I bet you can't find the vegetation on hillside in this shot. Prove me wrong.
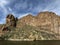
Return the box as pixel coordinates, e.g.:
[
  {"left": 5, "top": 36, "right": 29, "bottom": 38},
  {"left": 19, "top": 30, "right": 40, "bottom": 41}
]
[{"left": 0, "top": 24, "right": 58, "bottom": 40}]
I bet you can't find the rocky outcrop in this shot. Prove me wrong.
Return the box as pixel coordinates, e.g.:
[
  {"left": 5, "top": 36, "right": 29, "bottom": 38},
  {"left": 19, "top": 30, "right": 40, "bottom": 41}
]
[
  {"left": 1, "top": 14, "right": 18, "bottom": 32},
  {"left": 1, "top": 25, "right": 11, "bottom": 31},
  {"left": 6, "top": 14, "right": 18, "bottom": 27}
]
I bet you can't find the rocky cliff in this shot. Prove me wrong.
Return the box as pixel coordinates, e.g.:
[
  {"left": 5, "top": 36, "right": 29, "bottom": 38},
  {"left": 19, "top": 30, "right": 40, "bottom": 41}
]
[
  {"left": 0, "top": 11, "right": 60, "bottom": 40},
  {"left": 17, "top": 11, "right": 60, "bottom": 34}
]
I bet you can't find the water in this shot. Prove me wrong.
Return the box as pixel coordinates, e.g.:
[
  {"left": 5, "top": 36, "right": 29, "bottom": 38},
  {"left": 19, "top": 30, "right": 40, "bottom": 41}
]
[{"left": 0, "top": 40, "right": 60, "bottom": 45}]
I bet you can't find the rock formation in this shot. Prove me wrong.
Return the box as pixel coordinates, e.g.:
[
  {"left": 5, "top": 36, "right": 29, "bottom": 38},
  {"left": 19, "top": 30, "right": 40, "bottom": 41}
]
[
  {"left": 1, "top": 14, "right": 18, "bottom": 32},
  {"left": 6, "top": 14, "right": 18, "bottom": 27},
  {"left": 0, "top": 11, "right": 60, "bottom": 40}
]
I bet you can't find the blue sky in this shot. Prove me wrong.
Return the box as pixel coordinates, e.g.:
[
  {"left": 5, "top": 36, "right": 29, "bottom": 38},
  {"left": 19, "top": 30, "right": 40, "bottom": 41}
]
[{"left": 0, "top": 0, "right": 60, "bottom": 24}]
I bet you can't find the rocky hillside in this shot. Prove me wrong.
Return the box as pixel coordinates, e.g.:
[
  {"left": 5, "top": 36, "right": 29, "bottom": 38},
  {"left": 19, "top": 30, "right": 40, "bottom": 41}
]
[
  {"left": 17, "top": 11, "right": 60, "bottom": 34},
  {"left": 0, "top": 11, "right": 60, "bottom": 40}
]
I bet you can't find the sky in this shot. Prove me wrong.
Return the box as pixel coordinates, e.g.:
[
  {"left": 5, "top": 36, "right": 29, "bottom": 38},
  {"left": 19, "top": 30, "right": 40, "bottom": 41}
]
[{"left": 0, "top": 0, "right": 60, "bottom": 24}]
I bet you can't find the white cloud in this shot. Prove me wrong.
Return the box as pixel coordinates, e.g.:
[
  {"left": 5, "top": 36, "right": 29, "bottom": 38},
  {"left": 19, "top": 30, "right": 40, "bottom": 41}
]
[
  {"left": 42, "top": 0, "right": 60, "bottom": 15},
  {"left": 0, "top": 0, "right": 11, "bottom": 24},
  {"left": 0, "top": 0, "right": 8, "bottom": 5},
  {"left": 8, "top": 7, "right": 12, "bottom": 12},
  {"left": 14, "top": 1, "right": 28, "bottom": 10},
  {"left": 18, "top": 13, "right": 31, "bottom": 19},
  {"left": 0, "top": 18, "right": 6, "bottom": 24},
  {"left": 32, "top": 6, "right": 42, "bottom": 13},
  {"left": 0, "top": 0, "right": 9, "bottom": 15}
]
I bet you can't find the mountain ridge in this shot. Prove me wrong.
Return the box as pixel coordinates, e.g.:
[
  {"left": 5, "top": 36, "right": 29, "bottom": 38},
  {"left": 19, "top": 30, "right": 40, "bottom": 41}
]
[{"left": 0, "top": 11, "right": 60, "bottom": 40}]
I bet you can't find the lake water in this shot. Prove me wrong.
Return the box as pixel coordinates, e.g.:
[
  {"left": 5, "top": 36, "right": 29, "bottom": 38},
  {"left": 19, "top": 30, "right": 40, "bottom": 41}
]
[{"left": 0, "top": 40, "right": 60, "bottom": 45}]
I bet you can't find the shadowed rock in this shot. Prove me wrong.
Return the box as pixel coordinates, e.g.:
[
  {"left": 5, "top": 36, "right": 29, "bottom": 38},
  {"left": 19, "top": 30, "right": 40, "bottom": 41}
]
[{"left": 6, "top": 14, "right": 18, "bottom": 27}]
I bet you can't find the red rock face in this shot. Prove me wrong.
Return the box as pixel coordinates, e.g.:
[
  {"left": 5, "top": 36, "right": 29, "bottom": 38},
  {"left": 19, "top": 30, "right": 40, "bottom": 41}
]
[{"left": 17, "top": 11, "right": 60, "bottom": 34}]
